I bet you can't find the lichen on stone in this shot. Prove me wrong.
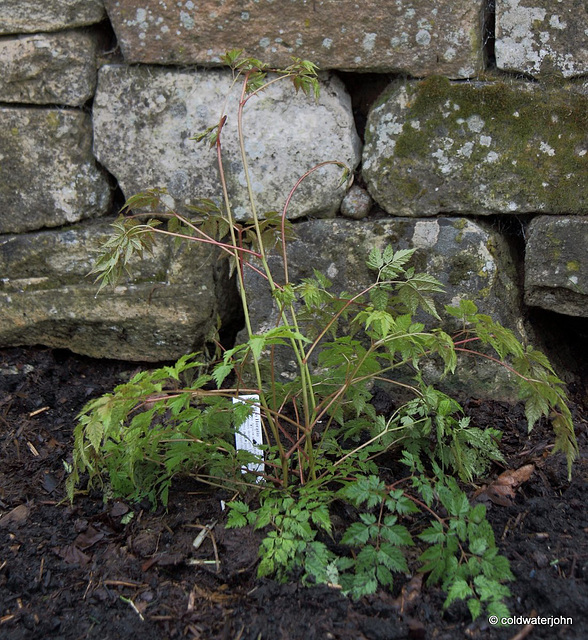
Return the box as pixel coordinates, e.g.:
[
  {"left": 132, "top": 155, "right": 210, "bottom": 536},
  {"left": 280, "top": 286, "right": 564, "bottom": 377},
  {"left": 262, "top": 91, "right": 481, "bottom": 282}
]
[{"left": 364, "top": 76, "right": 588, "bottom": 216}]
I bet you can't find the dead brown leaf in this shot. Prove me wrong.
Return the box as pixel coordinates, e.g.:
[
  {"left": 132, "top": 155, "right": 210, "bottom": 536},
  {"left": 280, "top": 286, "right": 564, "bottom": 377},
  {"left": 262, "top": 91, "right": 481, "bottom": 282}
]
[
  {"left": 74, "top": 525, "right": 105, "bottom": 550},
  {"left": 55, "top": 544, "right": 91, "bottom": 565},
  {"left": 474, "top": 464, "right": 535, "bottom": 506},
  {"left": 110, "top": 502, "right": 129, "bottom": 518}
]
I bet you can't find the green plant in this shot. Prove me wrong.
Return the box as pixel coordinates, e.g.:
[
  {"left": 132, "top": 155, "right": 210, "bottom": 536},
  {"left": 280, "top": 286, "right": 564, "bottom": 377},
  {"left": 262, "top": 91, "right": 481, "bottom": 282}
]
[
  {"left": 225, "top": 458, "right": 513, "bottom": 621},
  {"left": 68, "top": 50, "right": 577, "bottom": 621},
  {"left": 405, "top": 453, "right": 514, "bottom": 621}
]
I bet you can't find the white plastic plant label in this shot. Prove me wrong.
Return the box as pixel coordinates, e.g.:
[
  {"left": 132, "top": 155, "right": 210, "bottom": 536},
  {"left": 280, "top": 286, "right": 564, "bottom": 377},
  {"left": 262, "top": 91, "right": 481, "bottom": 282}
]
[{"left": 233, "top": 394, "right": 264, "bottom": 479}]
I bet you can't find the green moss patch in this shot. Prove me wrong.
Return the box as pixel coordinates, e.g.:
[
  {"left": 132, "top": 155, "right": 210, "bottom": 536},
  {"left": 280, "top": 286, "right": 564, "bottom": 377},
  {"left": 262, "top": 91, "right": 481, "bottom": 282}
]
[{"left": 375, "top": 77, "right": 587, "bottom": 214}]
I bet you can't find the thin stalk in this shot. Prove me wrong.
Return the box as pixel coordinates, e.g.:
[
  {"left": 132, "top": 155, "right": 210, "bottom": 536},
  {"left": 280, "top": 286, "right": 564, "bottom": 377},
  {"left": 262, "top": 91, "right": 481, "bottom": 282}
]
[
  {"left": 141, "top": 225, "right": 262, "bottom": 258},
  {"left": 303, "top": 279, "right": 402, "bottom": 364},
  {"left": 279, "top": 160, "right": 348, "bottom": 284},
  {"left": 454, "top": 345, "right": 543, "bottom": 385},
  {"left": 215, "top": 105, "right": 289, "bottom": 484},
  {"left": 236, "top": 72, "right": 321, "bottom": 481},
  {"left": 275, "top": 159, "right": 350, "bottom": 478}
]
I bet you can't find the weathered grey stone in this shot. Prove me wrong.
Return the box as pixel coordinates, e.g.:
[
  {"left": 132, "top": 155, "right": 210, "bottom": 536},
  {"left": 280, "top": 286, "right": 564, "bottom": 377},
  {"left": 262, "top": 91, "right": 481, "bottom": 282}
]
[
  {"left": 496, "top": 0, "right": 588, "bottom": 78},
  {"left": 0, "top": 0, "right": 105, "bottom": 35},
  {"left": 525, "top": 216, "right": 588, "bottom": 318},
  {"left": 104, "top": 0, "right": 485, "bottom": 77},
  {"left": 240, "top": 217, "right": 524, "bottom": 401},
  {"left": 0, "top": 219, "right": 233, "bottom": 361},
  {"left": 363, "top": 77, "right": 588, "bottom": 217},
  {"left": 340, "top": 185, "right": 372, "bottom": 220},
  {"left": 0, "top": 108, "right": 111, "bottom": 233},
  {"left": 0, "top": 31, "right": 98, "bottom": 106},
  {"left": 93, "top": 65, "right": 360, "bottom": 221}
]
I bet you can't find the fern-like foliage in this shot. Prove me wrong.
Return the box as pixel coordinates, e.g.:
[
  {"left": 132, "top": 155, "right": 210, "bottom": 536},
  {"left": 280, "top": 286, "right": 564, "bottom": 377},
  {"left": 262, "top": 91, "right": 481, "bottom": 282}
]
[
  {"left": 66, "top": 354, "right": 258, "bottom": 506},
  {"left": 408, "top": 456, "right": 514, "bottom": 621},
  {"left": 446, "top": 300, "right": 578, "bottom": 477}
]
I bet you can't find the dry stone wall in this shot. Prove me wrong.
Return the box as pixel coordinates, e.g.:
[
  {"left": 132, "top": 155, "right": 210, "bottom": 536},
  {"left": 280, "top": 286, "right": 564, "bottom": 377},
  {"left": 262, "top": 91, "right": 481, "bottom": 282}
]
[
  {"left": 0, "top": 220, "right": 228, "bottom": 360},
  {"left": 240, "top": 217, "right": 524, "bottom": 399},
  {"left": 0, "top": 0, "right": 586, "bottom": 395}
]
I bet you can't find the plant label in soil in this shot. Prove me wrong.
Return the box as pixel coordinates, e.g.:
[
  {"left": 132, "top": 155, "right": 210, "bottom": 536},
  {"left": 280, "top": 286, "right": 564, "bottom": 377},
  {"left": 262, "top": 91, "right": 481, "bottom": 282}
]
[{"left": 233, "top": 395, "right": 264, "bottom": 480}]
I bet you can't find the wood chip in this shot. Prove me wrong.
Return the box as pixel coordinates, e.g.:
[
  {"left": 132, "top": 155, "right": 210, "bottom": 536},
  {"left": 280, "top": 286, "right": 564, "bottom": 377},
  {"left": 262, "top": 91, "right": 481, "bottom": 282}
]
[
  {"left": 29, "top": 406, "right": 50, "bottom": 417},
  {"left": 0, "top": 504, "right": 30, "bottom": 528}
]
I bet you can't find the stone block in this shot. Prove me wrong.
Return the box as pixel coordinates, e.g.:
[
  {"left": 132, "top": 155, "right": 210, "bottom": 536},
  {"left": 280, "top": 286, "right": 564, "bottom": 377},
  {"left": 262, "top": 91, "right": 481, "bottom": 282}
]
[
  {"left": 104, "top": 0, "right": 485, "bottom": 77},
  {"left": 495, "top": 0, "right": 588, "bottom": 78},
  {"left": 0, "top": 108, "right": 111, "bottom": 233},
  {"left": 241, "top": 217, "right": 524, "bottom": 400},
  {"left": 363, "top": 77, "right": 588, "bottom": 216},
  {"left": 93, "top": 65, "right": 360, "bottom": 221},
  {"left": 0, "top": 219, "right": 232, "bottom": 361},
  {"left": 0, "top": 31, "right": 98, "bottom": 106},
  {"left": 525, "top": 216, "right": 588, "bottom": 318},
  {"left": 0, "top": 0, "right": 105, "bottom": 35}
]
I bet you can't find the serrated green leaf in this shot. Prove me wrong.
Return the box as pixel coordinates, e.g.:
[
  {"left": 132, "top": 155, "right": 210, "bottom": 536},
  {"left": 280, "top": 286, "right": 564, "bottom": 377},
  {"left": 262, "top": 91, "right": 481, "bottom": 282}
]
[
  {"left": 444, "top": 577, "right": 474, "bottom": 608},
  {"left": 310, "top": 505, "right": 332, "bottom": 533},
  {"left": 469, "top": 536, "right": 488, "bottom": 556},
  {"left": 418, "top": 521, "right": 445, "bottom": 544},
  {"left": 339, "top": 475, "right": 385, "bottom": 508},
  {"left": 376, "top": 563, "right": 394, "bottom": 587},
  {"left": 469, "top": 503, "right": 487, "bottom": 524},
  {"left": 341, "top": 522, "right": 370, "bottom": 546},
  {"left": 344, "top": 570, "right": 378, "bottom": 600},
  {"left": 474, "top": 575, "right": 512, "bottom": 602},
  {"left": 85, "top": 416, "right": 105, "bottom": 453},
  {"left": 486, "top": 600, "right": 511, "bottom": 621},
  {"left": 467, "top": 598, "right": 482, "bottom": 620},
  {"left": 367, "top": 246, "right": 383, "bottom": 270},
  {"left": 221, "top": 48, "right": 244, "bottom": 67},
  {"left": 377, "top": 543, "right": 409, "bottom": 573},
  {"left": 248, "top": 335, "right": 266, "bottom": 361},
  {"left": 380, "top": 524, "right": 414, "bottom": 547}
]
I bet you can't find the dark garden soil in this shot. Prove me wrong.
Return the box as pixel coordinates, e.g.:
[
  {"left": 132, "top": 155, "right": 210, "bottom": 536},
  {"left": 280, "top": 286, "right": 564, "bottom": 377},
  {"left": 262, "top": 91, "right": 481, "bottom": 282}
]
[{"left": 1, "top": 346, "right": 587, "bottom": 640}]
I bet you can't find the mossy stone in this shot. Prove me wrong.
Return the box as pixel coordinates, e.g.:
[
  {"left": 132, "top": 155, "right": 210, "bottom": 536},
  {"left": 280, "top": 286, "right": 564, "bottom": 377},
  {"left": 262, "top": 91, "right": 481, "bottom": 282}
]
[{"left": 364, "top": 77, "right": 588, "bottom": 216}]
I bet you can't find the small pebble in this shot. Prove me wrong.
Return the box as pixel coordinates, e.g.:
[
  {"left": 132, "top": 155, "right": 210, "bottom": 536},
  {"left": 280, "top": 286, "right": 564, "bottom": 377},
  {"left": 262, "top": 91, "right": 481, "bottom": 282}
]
[{"left": 340, "top": 185, "right": 372, "bottom": 220}]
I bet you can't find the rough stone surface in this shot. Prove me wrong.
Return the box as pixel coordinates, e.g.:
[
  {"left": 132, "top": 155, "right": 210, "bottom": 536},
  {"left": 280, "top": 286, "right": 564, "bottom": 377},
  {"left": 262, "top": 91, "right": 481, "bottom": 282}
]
[
  {"left": 93, "top": 65, "right": 360, "bottom": 221},
  {"left": 525, "top": 216, "right": 588, "bottom": 318},
  {"left": 0, "top": 31, "right": 98, "bottom": 106},
  {"left": 363, "top": 77, "right": 588, "bottom": 217},
  {"left": 241, "top": 217, "right": 524, "bottom": 400},
  {"left": 0, "top": 219, "right": 231, "bottom": 361},
  {"left": 496, "top": 0, "right": 588, "bottom": 78},
  {"left": 0, "top": 108, "right": 111, "bottom": 233},
  {"left": 340, "top": 185, "right": 372, "bottom": 220},
  {"left": 104, "top": 0, "right": 485, "bottom": 77},
  {"left": 0, "top": 0, "right": 105, "bottom": 35}
]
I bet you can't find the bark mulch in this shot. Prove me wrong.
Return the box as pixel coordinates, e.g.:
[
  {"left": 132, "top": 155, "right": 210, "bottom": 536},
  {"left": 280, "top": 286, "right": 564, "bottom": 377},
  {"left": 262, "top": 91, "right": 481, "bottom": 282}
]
[{"left": 1, "top": 347, "right": 587, "bottom": 640}]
